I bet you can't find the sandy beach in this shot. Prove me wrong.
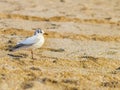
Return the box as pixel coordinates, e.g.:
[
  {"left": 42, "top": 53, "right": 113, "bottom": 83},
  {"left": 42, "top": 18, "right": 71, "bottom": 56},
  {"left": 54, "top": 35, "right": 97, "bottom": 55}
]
[{"left": 0, "top": 0, "right": 120, "bottom": 90}]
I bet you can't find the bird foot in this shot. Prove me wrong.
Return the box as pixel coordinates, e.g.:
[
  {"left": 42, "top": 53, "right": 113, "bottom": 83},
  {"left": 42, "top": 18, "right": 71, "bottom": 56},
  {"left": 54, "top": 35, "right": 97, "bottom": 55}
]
[{"left": 31, "top": 57, "right": 37, "bottom": 60}]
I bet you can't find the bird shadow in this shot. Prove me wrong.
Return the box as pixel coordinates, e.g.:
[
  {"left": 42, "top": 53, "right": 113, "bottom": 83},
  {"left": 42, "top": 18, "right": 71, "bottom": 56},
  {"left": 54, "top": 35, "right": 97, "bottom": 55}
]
[{"left": 8, "top": 53, "right": 28, "bottom": 59}]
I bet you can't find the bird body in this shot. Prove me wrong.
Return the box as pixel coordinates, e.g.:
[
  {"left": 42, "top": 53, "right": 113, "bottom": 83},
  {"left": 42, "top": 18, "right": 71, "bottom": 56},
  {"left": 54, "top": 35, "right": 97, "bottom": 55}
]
[
  {"left": 31, "top": 34, "right": 44, "bottom": 49},
  {"left": 11, "top": 29, "right": 45, "bottom": 59}
]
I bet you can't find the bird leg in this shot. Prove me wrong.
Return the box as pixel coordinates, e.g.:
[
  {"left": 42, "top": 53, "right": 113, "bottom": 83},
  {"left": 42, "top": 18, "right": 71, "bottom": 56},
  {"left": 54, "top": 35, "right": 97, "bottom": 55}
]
[
  {"left": 31, "top": 50, "right": 34, "bottom": 59},
  {"left": 31, "top": 50, "right": 37, "bottom": 60}
]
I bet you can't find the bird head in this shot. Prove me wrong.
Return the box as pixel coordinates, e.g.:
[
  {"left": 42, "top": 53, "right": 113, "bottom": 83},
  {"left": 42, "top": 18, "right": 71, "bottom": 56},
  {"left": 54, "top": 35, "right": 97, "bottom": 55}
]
[{"left": 34, "top": 29, "right": 44, "bottom": 35}]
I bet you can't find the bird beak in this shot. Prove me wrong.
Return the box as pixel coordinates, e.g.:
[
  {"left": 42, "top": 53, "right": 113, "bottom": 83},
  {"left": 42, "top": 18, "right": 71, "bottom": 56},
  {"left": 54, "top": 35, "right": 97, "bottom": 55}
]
[{"left": 44, "top": 33, "right": 48, "bottom": 35}]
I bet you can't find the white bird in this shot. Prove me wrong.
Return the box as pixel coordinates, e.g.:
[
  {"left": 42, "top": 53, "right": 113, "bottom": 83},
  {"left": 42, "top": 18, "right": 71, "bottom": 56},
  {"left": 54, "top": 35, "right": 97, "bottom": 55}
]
[{"left": 11, "top": 29, "right": 45, "bottom": 59}]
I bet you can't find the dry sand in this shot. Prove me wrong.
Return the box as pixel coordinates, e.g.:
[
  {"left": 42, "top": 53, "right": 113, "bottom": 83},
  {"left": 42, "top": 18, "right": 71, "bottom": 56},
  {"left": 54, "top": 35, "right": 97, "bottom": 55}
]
[{"left": 0, "top": 0, "right": 120, "bottom": 90}]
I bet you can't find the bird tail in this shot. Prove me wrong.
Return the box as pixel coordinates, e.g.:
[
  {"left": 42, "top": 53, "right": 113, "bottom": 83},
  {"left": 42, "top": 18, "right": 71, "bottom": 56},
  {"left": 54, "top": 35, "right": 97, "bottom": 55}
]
[
  {"left": 9, "top": 44, "right": 24, "bottom": 52},
  {"left": 9, "top": 47, "right": 18, "bottom": 52}
]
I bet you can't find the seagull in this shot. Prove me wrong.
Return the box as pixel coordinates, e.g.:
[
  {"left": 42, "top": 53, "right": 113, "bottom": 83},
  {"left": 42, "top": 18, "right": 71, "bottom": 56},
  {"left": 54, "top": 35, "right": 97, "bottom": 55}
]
[{"left": 10, "top": 29, "right": 45, "bottom": 59}]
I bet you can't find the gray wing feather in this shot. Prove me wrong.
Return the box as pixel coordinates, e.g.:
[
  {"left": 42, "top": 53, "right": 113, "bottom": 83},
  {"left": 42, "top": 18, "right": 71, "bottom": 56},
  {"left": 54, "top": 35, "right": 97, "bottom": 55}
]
[
  {"left": 11, "top": 35, "right": 39, "bottom": 51},
  {"left": 19, "top": 35, "right": 39, "bottom": 45}
]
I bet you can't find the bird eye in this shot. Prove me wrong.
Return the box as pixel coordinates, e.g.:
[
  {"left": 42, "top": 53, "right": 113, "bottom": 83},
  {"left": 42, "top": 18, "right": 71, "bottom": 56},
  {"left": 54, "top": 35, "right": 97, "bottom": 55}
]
[{"left": 39, "top": 30, "right": 42, "bottom": 33}]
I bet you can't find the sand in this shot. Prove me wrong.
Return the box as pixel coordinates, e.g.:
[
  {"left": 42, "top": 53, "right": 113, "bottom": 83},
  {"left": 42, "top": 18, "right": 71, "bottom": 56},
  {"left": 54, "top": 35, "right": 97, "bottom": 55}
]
[{"left": 0, "top": 0, "right": 120, "bottom": 90}]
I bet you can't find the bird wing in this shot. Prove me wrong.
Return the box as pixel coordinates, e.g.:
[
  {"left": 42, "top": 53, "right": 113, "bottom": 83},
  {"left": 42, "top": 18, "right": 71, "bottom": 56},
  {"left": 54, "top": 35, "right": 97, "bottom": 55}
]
[
  {"left": 18, "top": 35, "right": 39, "bottom": 45},
  {"left": 10, "top": 35, "right": 40, "bottom": 51}
]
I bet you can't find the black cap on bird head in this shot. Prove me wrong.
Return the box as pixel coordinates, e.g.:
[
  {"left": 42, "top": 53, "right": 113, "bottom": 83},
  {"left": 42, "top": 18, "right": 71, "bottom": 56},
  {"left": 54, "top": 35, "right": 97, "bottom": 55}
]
[{"left": 34, "top": 28, "right": 44, "bottom": 35}]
